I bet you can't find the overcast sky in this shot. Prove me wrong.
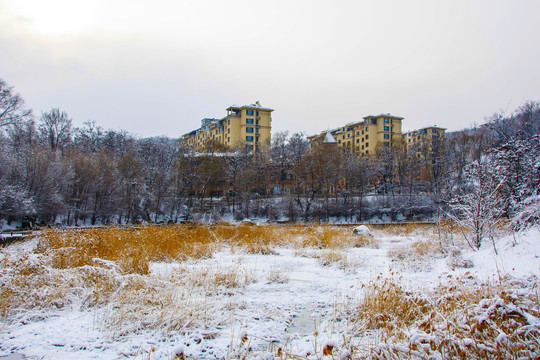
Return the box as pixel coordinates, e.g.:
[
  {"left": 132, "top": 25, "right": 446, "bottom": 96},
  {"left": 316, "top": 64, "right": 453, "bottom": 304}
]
[{"left": 1, "top": 0, "right": 540, "bottom": 138}]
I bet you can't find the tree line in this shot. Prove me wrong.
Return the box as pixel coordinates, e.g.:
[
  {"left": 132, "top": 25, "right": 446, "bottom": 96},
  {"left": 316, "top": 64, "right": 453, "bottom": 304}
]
[{"left": 1, "top": 78, "right": 539, "bottom": 235}]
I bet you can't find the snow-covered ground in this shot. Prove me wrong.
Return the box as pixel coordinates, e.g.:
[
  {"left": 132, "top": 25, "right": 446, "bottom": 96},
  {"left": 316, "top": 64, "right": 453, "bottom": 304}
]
[{"left": 1, "top": 226, "right": 539, "bottom": 359}]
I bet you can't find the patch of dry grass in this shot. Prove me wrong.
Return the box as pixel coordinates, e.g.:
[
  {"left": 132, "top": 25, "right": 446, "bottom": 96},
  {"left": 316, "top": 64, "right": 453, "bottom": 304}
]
[
  {"left": 0, "top": 251, "right": 235, "bottom": 335},
  {"left": 3, "top": 223, "right": 370, "bottom": 324},
  {"left": 36, "top": 225, "right": 219, "bottom": 274},
  {"left": 266, "top": 268, "right": 289, "bottom": 284},
  {"left": 290, "top": 225, "right": 378, "bottom": 251},
  {"left": 346, "top": 275, "right": 540, "bottom": 359},
  {"left": 316, "top": 249, "right": 350, "bottom": 268},
  {"left": 182, "top": 264, "right": 256, "bottom": 291},
  {"left": 373, "top": 222, "right": 436, "bottom": 237},
  {"left": 387, "top": 238, "right": 444, "bottom": 271},
  {"left": 34, "top": 224, "right": 383, "bottom": 273},
  {"left": 351, "top": 233, "right": 379, "bottom": 248}
]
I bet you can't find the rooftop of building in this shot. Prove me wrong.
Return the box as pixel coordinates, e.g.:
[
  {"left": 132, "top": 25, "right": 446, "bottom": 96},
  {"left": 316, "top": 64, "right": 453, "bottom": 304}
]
[
  {"left": 403, "top": 125, "right": 447, "bottom": 134},
  {"left": 227, "top": 101, "right": 274, "bottom": 112},
  {"left": 363, "top": 114, "right": 404, "bottom": 120}
]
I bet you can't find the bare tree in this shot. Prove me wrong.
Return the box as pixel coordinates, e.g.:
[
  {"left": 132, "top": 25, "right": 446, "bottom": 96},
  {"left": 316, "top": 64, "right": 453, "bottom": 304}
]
[
  {"left": 0, "top": 79, "right": 32, "bottom": 128},
  {"left": 39, "top": 108, "right": 73, "bottom": 152},
  {"left": 74, "top": 120, "right": 104, "bottom": 153},
  {"left": 449, "top": 161, "right": 504, "bottom": 251}
]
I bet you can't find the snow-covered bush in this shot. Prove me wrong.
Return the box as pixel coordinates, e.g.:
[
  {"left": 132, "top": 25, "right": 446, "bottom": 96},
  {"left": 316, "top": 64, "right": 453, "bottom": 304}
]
[
  {"left": 511, "top": 194, "right": 540, "bottom": 231},
  {"left": 0, "top": 182, "right": 34, "bottom": 220}
]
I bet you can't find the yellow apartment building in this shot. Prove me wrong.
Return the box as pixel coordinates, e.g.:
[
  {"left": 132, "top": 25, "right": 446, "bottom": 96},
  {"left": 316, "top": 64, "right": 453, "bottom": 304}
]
[
  {"left": 403, "top": 126, "right": 446, "bottom": 156},
  {"left": 179, "top": 102, "right": 273, "bottom": 153},
  {"left": 308, "top": 114, "right": 404, "bottom": 156}
]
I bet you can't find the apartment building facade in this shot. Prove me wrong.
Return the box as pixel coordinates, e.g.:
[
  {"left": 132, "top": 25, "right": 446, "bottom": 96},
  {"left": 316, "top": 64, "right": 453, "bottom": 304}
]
[
  {"left": 179, "top": 102, "right": 273, "bottom": 153},
  {"left": 403, "top": 126, "right": 446, "bottom": 156},
  {"left": 308, "top": 114, "right": 404, "bottom": 156}
]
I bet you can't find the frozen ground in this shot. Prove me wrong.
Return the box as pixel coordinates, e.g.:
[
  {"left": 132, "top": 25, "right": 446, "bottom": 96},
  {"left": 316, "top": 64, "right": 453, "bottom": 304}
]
[{"left": 1, "top": 227, "right": 539, "bottom": 359}]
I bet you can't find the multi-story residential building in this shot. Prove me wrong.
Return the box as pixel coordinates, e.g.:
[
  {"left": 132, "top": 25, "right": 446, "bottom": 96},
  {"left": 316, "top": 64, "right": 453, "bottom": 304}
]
[
  {"left": 179, "top": 102, "right": 273, "bottom": 153},
  {"left": 403, "top": 126, "right": 446, "bottom": 156},
  {"left": 308, "top": 114, "right": 404, "bottom": 156}
]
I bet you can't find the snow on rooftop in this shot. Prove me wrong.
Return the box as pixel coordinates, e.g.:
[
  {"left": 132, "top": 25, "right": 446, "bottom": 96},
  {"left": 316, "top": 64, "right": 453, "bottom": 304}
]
[
  {"left": 228, "top": 101, "right": 274, "bottom": 111},
  {"left": 323, "top": 131, "right": 337, "bottom": 143}
]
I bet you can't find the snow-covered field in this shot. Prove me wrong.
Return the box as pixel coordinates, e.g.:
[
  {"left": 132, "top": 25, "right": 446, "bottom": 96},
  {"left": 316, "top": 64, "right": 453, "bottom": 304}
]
[{"left": 1, "top": 225, "right": 539, "bottom": 359}]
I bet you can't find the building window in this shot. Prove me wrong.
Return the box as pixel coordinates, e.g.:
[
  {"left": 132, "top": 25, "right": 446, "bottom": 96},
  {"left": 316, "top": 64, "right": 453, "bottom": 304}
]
[
  {"left": 228, "top": 120, "right": 230, "bottom": 125},
  {"left": 384, "top": 118, "right": 390, "bottom": 123},
  {"left": 246, "top": 118, "right": 254, "bottom": 124},
  {"left": 365, "top": 134, "right": 369, "bottom": 139},
  {"left": 365, "top": 127, "right": 369, "bottom": 132},
  {"left": 246, "top": 127, "right": 254, "bottom": 133},
  {"left": 228, "top": 137, "right": 230, "bottom": 142},
  {"left": 356, "top": 139, "right": 359, "bottom": 143},
  {"left": 366, "top": 150, "right": 369, "bottom": 154},
  {"left": 362, "top": 145, "right": 364, "bottom": 150},
  {"left": 384, "top": 134, "right": 390, "bottom": 139},
  {"left": 246, "top": 110, "right": 254, "bottom": 115},
  {"left": 357, "top": 131, "right": 360, "bottom": 135},
  {"left": 228, "top": 129, "right": 230, "bottom": 134},
  {"left": 338, "top": 140, "right": 342, "bottom": 144},
  {"left": 348, "top": 134, "right": 350, "bottom": 138},
  {"left": 343, "top": 135, "right": 345, "bottom": 139},
  {"left": 247, "top": 145, "right": 254, "bottom": 150},
  {"left": 246, "top": 136, "right": 254, "bottom": 142},
  {"left": 384, "top": 126, "right": 390, "bottom": 131},
  {"left": 256, "top": 111, "right": 259, "bottom": 116},
  {"left": 256, "top": 119, "right": 259, "bottom": 125},
  {"left": 256, "top": 128, "right": 259, "bottom": 133},
  {"left": 366, "top": 142, "right": 369, "bottom": 147}
]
